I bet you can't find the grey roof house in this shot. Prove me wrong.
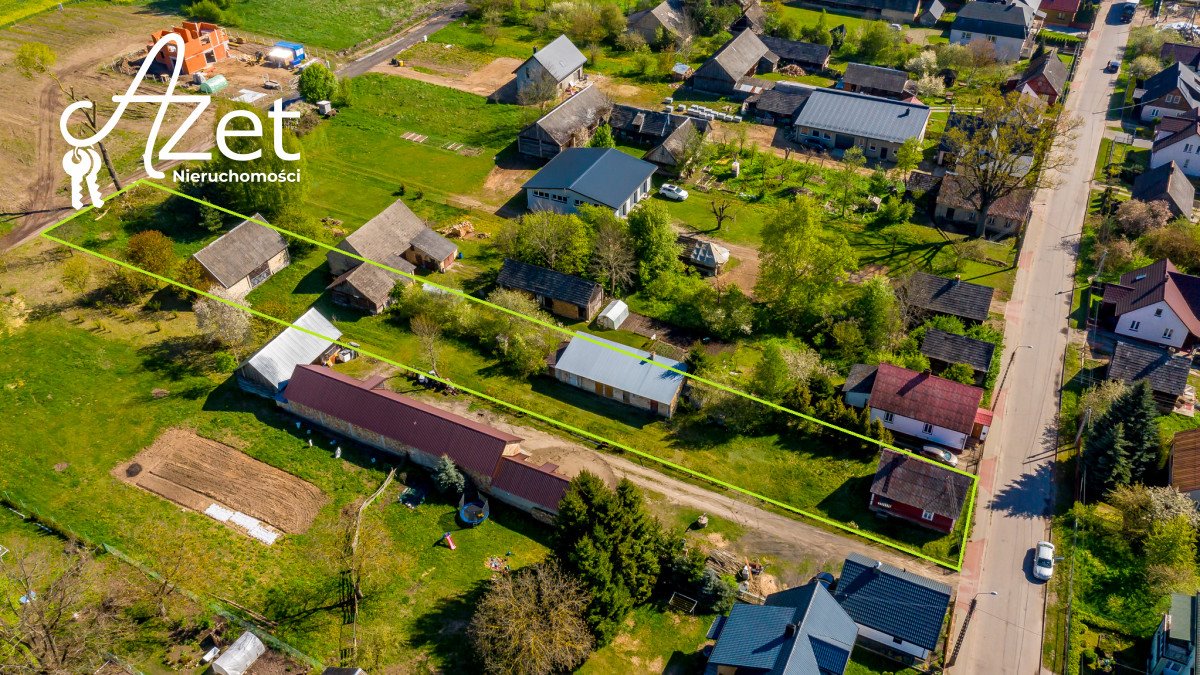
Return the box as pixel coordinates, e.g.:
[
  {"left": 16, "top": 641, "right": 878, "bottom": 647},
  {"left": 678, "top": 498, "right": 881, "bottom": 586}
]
[
  {"left": 900, "top": 271, "right": 995, "bottom": 323},
  {"left": 517, "top": 84, "right": 612, "bottom": 159},
  {"left": 1148, "top": 592, "right": 1199, "bottom": 675},
  {"left": 626, "top": 0, "right": 689, "bottom": 45},
  {"left": 608, "top": 104, "right": 711, "bottom": 174},
  {"left": 548, "top": 333, "right": 688, "bottom": 417},
  {"left": 793, "top": 88, "right": 931, "bottom": 160},
  {"left": 918, "top": 0, "right": 946, "bottom": 25},
  {"left": 1132, "top": 160, "right": 1196, "bottom": 218},
  {"left": 192, "top": 215, "right": 290, "bottom": 297},
  {"left": 920, "top": 328, "right": 996, "bottom": 387},
  {"left": 514, "top": 34, "right": 587, "bottom": 102},
  {"left": 842, "top": 63, "right": 917, "bottom": 100},
  {"left": 748, "top": 86, "right": 814, "bottom": 126},
  {"left": 692, "top": 29, "right": 773, "bottom": 95},
  {"left": 237, "top": 307, "right": 342, "bottom": 396},
  {"left": 1107, "top": 339, "right": 1192, "bottom": 411},
  {"left": 496, "top": 258, "right": 604, "bottom": 321},
  {"left": 706, "top": 581, "right": 858, "bottom": 674},
  {"left": 759, "top": 34, "right": 832, "bottom": 72},
  {"left": 327, "top": 254, "right": 413, "bottom": 315},
  {"left": 834, "top": 552, "right": 954, "bottom": 661},
  {"left": 327, "top": 198, "right": 458, "bottom": 277},
  {"left": 1138, "top": 62, "right": 1200, "bottom": 124},
  {"left": 523, "top": 147, "right": 657, "bottom": 217},
  {"left": 950, "top": 1, "right": 1039, "bottom": 61}
]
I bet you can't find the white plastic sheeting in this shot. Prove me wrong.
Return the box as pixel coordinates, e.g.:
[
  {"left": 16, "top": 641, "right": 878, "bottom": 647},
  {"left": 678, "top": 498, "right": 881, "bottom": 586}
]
[{"left": 213, "top": 632, "right": 266, "bottom": 675}]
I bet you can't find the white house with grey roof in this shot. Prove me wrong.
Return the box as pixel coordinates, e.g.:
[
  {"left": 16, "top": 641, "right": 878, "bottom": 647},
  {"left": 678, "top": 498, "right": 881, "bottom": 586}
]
[
  {"left": 950, "top": 1, "right": 1040, "bottom": 61},
  {"left": 327, "top": 198, "right": 458, "bottom": 277},
  {"left": 793, "top": 89, "right": 931, "bottom": 160},
  {"left": 522, "top": 148, "right": 656, "bottom": 217},
  {"left": 1139, "top": 62, "right": 1200, "bottom": 124},
  {"left": 192, "top": 215, "right": 290, "bottom": 298},
  {"left": 237, "top": 307, "right": 342, "bottom": 397},
  {"left": 514, "top": 35, "right": 587, "bottom": 102},
  {"left": 549, "top": 334, "right": 687, "bottom": 417}
]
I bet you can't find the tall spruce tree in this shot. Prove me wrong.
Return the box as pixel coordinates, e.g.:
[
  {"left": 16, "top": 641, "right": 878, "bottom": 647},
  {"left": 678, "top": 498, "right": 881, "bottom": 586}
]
[{"left": 552, "top": 472, "right": 664, "bottom": 644}]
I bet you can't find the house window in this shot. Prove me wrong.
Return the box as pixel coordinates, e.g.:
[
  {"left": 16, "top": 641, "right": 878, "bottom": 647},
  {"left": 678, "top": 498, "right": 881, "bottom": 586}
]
[
  {"left": 551, "top": 193, "right": 568, "bottom": 203},
  {"left": 921, "top": 510, "right": 935, "bottom": 521},
  {"left": 1187, "top": 144, "right": 1193, "bottom": 153},
  {"left": 1156, "top": 308, "right": 1164, "bottom": 317},
  {"left": 883, "top": 411, "right": 895, "bottom": 423},
  {"left": 1152, "top": 109, "right": 1161, "bottom": 117},
  {"left": 922, "top": 422, "right": 934, "bottom": 434},
  {"left": 869, "top": 143, "right": 877, "bottom": 151},
  {"left": 1165, "top": 328, "right": 1175, "bottom": 340},
  {"left": 962, "top": 32, "right": 972, "bottom": 40},
  {"left": 1130, "top": 320, "right": 1141, "bottom": 332},
  {"left": 893, "top": 636, "right": 905, "bottom": 645}
]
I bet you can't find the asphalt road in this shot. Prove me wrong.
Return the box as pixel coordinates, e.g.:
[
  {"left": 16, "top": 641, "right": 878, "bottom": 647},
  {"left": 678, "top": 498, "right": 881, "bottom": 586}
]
[
  {"left": 948, "top": 5, "right": 1130, "bottom": 673},
  {"left": 337, "top": 3, "right": 468, "bottom": 79}
]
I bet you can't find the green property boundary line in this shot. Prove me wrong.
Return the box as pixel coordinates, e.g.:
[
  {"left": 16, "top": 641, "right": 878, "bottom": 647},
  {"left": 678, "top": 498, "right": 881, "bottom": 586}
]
[{"left": 41, "top": 179, "right": 978, "bottom": 571}]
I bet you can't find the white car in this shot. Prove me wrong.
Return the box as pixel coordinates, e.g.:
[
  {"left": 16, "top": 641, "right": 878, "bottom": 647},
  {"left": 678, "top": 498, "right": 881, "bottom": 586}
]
[
  {"left": 919, "top": 445, "right": 959, "bottom": 467},
  {"left": 1033, "top": 541, "right": 1055, "bottom": 581},
  {"left": 659, "top": 184, "right": 689, "bottom": 201}
]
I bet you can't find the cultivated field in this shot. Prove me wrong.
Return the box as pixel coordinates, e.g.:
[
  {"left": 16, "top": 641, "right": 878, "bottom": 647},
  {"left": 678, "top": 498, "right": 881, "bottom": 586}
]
[{"left": 115, "top": 427, "right": 326, "bottom": 534}]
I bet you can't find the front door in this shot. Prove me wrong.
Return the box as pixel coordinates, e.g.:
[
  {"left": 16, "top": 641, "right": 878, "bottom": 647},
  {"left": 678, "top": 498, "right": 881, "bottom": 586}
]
[{"left": 879, "top": 147, "right": 888, "bottom": 160}]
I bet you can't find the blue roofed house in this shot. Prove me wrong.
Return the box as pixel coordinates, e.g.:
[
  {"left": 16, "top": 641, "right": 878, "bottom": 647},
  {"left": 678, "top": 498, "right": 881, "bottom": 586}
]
[
  {"left": 706, "top": 581, "right": 858, "bottom": 675},
  {"left": 548, "top": 333, "right": 687, "bottom": 417},
  {"left": 833, "top": 553, "right": 953, "bottom": 663},
  {"left": 792, "top": 89, "right": 930, "bottom": 161},
  {"left": 523, "top": 148, "right": 657, "bottom": 217}
]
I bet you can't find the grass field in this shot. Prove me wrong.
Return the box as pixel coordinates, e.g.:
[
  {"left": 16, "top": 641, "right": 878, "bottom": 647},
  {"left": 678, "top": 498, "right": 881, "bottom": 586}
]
[
  {"left": 0, "top": 0, "right": 61, "bottom": 27},
  {"left": 145, "top": 0, "right": 420, "bottom": 50}
]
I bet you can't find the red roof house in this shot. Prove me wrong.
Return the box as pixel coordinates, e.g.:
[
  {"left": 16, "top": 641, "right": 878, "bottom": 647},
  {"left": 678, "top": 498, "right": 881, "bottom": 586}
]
[
  {"left": 1040, "top": 0, "right": 1081, "bottom": 25},
  {"left": 864, "top": 363, "right": 987, "bottom": 451},
  {"left": 282, "top": 365, "right": 523, "bottom": 479}
]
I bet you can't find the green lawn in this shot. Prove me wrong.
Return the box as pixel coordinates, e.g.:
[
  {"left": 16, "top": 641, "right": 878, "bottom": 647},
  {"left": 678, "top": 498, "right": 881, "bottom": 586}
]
[
  {"left": 0, "top": 316, "right": 554, "bottom": 668},
  {"left": 145, "top": 0, "right": 420, "bottom": 51},
  {"left": 0, "top": 0, "right": 60, "bottom": 27}
]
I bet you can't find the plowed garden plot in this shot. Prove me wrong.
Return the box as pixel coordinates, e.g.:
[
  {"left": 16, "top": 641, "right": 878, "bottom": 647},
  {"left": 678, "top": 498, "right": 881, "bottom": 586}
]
[{"left": 114, "top": 428, "right": 324, "bottom": 534}]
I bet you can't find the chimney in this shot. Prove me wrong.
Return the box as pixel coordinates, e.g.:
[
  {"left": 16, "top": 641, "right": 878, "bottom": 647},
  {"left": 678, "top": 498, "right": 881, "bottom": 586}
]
[
  {"left": 953, "top": 274, "right": 961, "bottom": 285},
  {"left": 784, "top": 623, "right": 798, "bottom": 637}
]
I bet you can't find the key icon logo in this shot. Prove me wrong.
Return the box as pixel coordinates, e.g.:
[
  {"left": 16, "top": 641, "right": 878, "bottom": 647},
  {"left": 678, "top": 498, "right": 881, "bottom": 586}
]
[{"left": 62, "top": 146, "right": 104, "bottom": 210}]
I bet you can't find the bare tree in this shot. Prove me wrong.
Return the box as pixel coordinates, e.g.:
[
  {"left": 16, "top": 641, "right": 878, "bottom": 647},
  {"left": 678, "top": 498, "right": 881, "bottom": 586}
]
[
  {"left": 468, "top": 561, "right": 594, "bottom": 675},
  {"left": 517, "top": 73, "right": 560, "bottom": 109},
  {"left": 940, "top": 91, "right": 1082, "bottom": 238},
  {"left": 0, "top": 546, "right": 132, "bottom": 672},
  {"left": 193, "top": 287, "right": 251, "bottom": 348},
  {"left": 710, "top": 198, "right": 736, "bottom": 231},
  {"left": 590, "top": 219, "right": 636, "bottom": 296},
  {"left": 411, "top": 314, "right": 441, "bottom": 376}
]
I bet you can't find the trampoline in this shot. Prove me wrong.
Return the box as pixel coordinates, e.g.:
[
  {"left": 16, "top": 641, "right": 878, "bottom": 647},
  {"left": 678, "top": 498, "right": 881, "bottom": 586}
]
[{"left": 458, "top": 488, "right": 490, "bottom": 527}]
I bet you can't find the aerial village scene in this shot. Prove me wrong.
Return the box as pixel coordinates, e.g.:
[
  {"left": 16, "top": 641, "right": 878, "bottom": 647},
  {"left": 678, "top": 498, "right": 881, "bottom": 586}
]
[{"left": 9, "top": 0, "right": 1200, "bottom": 671}]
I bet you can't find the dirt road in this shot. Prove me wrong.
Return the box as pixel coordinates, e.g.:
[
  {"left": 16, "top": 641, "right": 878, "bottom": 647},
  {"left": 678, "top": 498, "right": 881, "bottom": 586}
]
[{"left": 409, "top": 389, "right": 952, "bottom": 581}]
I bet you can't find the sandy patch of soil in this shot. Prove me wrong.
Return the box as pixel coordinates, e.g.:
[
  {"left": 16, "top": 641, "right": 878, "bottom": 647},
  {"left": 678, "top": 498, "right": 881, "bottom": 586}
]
[
  {"left": 114, "top": 428, "right": 325, "bottom": 534},
  {"left": 369, "top": 56, "right": 522, "bottom": 99}
]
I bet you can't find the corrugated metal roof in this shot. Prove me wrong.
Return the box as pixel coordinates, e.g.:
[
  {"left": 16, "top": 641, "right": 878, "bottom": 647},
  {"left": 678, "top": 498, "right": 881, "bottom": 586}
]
[
  {"left": 240, "top": 308, "right": 342, "bottom": 392},
  {"left": 529, "top": 35, "right": 587, "bottom": 82},
  {"left": 869, "top": 363, "right": 983, "bottom": 435},
  {"left": 835, "top": 552, "right": 952, "bottom": 652},
  {"left": 522, "top": 148, "right": 657, "bottom": 210},
  {"left": 283, "top": 365, "right": 522, "bottom": 477},
  {"left": 553, "top": 333, "right": 686, "bottom": 406},
  {"left": 794, "top": 89, "right": 930, "bottom": 144},
  {"left": 490, "top": 456, "right": 570, "bottom": 512},
  {"left": 1173, "top": 428, "right": 1200, "bottom": 493},
  {"left": 843, "top": 63, "right": 914, "bottom": 95},
  {"left": 192, "top": 215, "right": 288, "bottom": 289}
]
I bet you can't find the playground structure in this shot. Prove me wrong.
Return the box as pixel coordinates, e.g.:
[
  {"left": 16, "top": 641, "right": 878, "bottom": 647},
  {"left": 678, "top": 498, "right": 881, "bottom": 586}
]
[{"left": 458, "top": 486, "right": 490, "bottom": 527}]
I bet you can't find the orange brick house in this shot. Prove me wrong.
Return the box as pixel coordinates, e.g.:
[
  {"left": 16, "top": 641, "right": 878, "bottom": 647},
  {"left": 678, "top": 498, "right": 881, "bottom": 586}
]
[{"left": 149, "top": 21, "right": 230, "bottom": 75}]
